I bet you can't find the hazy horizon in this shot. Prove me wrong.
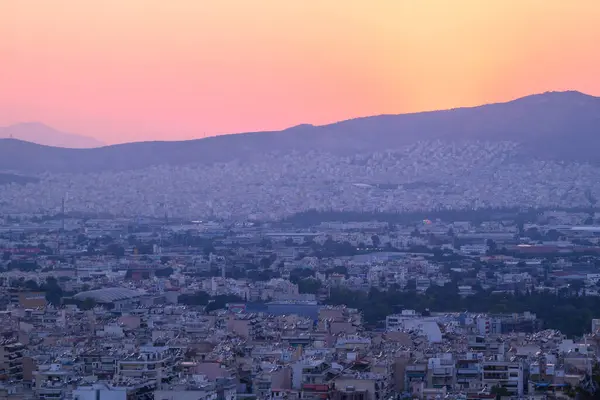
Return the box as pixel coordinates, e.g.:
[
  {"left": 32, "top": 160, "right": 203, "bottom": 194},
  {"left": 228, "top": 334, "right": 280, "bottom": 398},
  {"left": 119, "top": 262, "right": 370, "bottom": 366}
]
[{"left": 2, "top": 0, "right": 600, "bottom": 145}]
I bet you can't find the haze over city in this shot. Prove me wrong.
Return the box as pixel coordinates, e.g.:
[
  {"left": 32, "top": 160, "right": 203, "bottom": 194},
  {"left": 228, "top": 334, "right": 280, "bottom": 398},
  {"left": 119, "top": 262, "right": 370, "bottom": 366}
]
[{"left": 2, "top": 0, "right": 600, "bottom": 145}]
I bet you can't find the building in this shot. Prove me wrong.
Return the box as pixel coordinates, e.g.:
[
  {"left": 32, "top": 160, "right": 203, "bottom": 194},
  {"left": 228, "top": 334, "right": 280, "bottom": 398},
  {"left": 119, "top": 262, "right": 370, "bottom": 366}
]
[
  {"left": 332, "top": 372, "right": 390, "bottom": 400},
  {"left": 8, "top": 290, "right": 47, "bottom": 309},
  {"left": 0, "top": 341, "right": 24, "bottom": 381},
  {"left": 72, "top": 288, "right": 146, "bottom": 311},
  {"left": 34, "top": 364, "right": 75, "bottom": 400},
  {"left": 481, "top": 360, "right": 524, "bottom": 396},
  {"left": 427, "top": 355, "right": 455, "bottom": 389},
  {"left": 73, "top": 382, "right": 154, "bottom": 400},
  {"left": 265, "top": 301, "right": 320, "bottom": 319},
  {"left": 154, "top": 376, "right": 218, "bottom": 400},
  {"left": 116, "top": 346, "right": 173, "bottom": 382}
]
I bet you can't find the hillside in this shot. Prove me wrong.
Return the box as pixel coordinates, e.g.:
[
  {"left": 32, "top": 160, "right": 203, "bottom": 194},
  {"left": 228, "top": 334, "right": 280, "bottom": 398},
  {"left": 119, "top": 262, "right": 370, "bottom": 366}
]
[
  {"left": 1, "top": 91, "right": 599, "bottom": 174},
  {"left": 0, "top": 173, "right": 39, "bottom": 186},
  {"left": 0, "top": 122, "right": 105, "bottom": 149}
]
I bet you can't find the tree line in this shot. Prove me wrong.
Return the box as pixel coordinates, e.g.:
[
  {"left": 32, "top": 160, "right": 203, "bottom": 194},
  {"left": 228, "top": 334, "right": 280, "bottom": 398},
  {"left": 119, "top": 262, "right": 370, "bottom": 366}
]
[{"left": 326, "top": 284, "right": 600, "bottom": 337}]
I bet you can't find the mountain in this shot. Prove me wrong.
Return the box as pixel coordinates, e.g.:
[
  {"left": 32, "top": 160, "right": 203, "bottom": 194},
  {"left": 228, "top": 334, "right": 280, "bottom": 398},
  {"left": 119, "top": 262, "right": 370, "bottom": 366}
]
[
  {"left": 0, "top": 122, "right": 105, "bottom": 149},
  {"left": 1, "top": 91, "right": 599, "bottom": 174}
]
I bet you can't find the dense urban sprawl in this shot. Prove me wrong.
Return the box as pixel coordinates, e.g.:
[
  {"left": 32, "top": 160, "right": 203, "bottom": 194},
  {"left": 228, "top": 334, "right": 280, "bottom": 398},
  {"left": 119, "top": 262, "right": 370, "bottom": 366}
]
[
  {"left": 2, "top": 209, "right": 600, "bottom": 399},
  {"left": 1, "top": 141, "right": 600, "bottom": 219}
]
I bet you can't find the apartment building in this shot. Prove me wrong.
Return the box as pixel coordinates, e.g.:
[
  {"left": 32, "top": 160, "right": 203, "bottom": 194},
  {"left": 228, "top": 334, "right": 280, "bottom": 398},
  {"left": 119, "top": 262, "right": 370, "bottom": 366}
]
[
  {"left": 456, "top": 354, "right": 483, "bottom": 391},
  {"left": 116, "top": 346, "right": 174, "bottom": 382},
  {"left": 481, "top": 359, "right": 524, "bottom": 396},
  {"left": 332, "top": 372, "right": 389, "bottom": 400},
  {"left": 427, "top": 356, "right": 455, "bottom": 389},
  {"left": 0, "top": 341, "right": 24, "bottom": 381}
]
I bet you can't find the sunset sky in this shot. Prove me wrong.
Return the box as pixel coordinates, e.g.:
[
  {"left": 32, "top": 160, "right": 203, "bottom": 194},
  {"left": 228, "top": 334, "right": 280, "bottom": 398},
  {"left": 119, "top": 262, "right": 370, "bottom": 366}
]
[{"left": 1, "top": 0, "right": 600, "bottom": 144}]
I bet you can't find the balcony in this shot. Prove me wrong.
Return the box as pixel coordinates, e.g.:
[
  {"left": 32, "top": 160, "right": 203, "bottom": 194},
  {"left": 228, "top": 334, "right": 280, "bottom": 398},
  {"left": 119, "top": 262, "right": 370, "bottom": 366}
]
[
  {"left": 302, "top": 384, "right": 329, "bottom": 392},
  {"left": 432, "top": 368, "right": 453, "bottom": 376},
  {"left": 483, "top": 373, "right": 509, "bottom": 381},
  {"left": 457, "top": 368, "right": 480, "bottom": 375}
]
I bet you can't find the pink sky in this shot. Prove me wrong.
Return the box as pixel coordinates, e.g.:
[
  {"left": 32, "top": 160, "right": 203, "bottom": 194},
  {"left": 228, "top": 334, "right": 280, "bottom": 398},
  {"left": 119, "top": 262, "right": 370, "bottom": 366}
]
[{"left": 1, "top": 0, "right": 600, "bottom": 144}]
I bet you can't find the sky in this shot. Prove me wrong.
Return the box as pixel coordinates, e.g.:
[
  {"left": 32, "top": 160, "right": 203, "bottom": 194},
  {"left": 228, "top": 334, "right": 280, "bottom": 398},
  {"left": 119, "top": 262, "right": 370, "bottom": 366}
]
[{"left": 1, "top": 0, "right": 600, "bottom": 145}]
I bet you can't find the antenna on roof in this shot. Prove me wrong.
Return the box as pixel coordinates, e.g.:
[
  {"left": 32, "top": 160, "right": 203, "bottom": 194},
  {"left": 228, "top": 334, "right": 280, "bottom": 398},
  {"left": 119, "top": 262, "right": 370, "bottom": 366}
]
[{"left": 57, "top": 192, "right": 68, "bottom": 255}]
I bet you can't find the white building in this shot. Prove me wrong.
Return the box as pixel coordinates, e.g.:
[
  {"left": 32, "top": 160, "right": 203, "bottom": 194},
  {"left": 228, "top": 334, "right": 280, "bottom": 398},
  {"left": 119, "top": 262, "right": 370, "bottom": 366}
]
[
  {"left": 481, "top": 360, "right": 524, "bottom": 396},
  {"left": 73, "top": 383, "right": 131, "bottom": 400}
]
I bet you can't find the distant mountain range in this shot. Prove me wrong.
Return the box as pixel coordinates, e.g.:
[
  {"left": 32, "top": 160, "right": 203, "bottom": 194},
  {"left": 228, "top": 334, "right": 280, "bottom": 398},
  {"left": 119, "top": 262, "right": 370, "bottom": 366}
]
[
  {"left": 1, "top": 91, "right": 599, "bottom": 174},
  {"left": 0, "top": 122, "right": 105, "bottom": 149}
]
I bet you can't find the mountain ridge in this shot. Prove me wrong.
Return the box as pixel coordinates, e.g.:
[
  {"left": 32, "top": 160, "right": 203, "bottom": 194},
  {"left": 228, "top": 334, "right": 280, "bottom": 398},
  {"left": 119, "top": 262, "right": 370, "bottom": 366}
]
[
  {"left": 1, "top": 90, "right": 600, "bottom": 174},
  {"left": 0, "top": 122, "right": 105, "bottom": 149}
]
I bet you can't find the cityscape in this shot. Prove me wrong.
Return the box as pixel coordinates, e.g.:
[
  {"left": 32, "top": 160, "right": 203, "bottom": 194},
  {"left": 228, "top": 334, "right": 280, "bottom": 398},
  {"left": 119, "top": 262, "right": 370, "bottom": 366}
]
[
  {"left": 2, "top": 140, "right": 600, "bottom": 220},
  {"left": 3, "top": 1, "right": 600, "bottom": 399},
  {"left": 1, "top": 208, "right": 600, "bottom": 399}
]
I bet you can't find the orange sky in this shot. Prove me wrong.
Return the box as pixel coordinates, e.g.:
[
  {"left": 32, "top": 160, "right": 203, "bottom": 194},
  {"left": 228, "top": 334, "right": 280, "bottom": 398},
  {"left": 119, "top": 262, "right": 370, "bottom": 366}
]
[{"left": 1, "top": 0, "right": 600, "bottom": 144}]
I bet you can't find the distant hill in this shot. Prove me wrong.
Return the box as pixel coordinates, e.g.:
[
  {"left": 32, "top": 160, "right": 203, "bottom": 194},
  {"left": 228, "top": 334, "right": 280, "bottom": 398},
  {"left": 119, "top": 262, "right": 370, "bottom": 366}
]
[
  {"left": 0, "top": 122, "right": 105, "bottom": 149},
  {"left": 0, "top": 172, "right": 39, "bottom": 185},
  {"left": 1, "top": 91, "right": 599, "bottom": 174}
]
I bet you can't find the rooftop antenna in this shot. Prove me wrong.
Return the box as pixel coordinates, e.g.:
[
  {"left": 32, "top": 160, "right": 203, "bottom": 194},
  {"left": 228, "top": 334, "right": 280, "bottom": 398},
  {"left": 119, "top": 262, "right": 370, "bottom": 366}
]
[
  {"left": 164, "top": 202, "right": 169, "bottom": 225},
  {"left": 58, "top": 192, "right": 68, "bottom": 255},
  {"left": 61, "top": 194, "right": 66, "bottom": 232}
]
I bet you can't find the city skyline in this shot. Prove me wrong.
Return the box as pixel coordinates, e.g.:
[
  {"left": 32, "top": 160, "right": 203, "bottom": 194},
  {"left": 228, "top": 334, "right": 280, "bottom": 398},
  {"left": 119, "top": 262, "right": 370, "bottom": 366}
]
[{"left": 2, "top": 0, "right": 600, "bottom": 144}]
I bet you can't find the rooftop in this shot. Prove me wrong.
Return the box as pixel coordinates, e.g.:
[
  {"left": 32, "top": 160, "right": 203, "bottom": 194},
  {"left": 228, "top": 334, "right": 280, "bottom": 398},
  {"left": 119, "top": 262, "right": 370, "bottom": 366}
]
[{"left": 73, "top": 287, "right": 146, "bottom": 303}]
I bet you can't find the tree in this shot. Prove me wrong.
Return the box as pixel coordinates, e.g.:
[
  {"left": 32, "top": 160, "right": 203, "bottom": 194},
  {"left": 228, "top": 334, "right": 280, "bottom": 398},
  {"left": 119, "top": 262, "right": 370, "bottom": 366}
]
[
  {"left": 326, "top": 265, "right": 348, "bottom": 277},
  {"left": 160, "top": 256, "right": 171, "bottom": 264},
  {"left": 490, "top": 386, "right": 510, "bottom": 400},
  {"left": 298, "top": 278, "right": 322, "bottom": 295},
  {"left": 525, "top": 227, "right": 542, "bottom": 241},
  {"left": 289, "top": 268, "right": 315, "bottom": 284},
  {"left": 76, "top": 234, "right": 87, "bottom": 245},
  {"left": 545, "top": 229, "right": 561, "bottom": 241},
  {"left": 516, "top": 220, "right": 525, "bottom": 236},
  {"left": 80, "top": 298, "right": 96, "bottom": 310},
  {"left": 205, "top": 294, "right": 244, "bottom": 313},
  {"left": 155, "top": 267, "right": 174, "bottom": 278},
  {"left": 202, "top": 243, "right": 216, "bottom": 256},
  {"left": 486, "top": 239, "right": 497, "bottom": 253},
  {"left": 405, "top": 279, "right": 417, "bottom": 291},
  {"left": 259, "top": 256, "right": 274, "bottom": 269},
  {"left": 100, "top": 235, "right": 114, "bottom": 245},
  {"left": 43, "top": 277, "right": 63, "bottom": 305},
  {"left": 24, "top": 279, "right": 40, "bottom": 291},
  {"left": 106, "top": 244, "right": 125, "bottom": 258},
  {"left": 247, "top": 269, "right": 279, "bottom": 281},
  {"left": 179, "top": 291, "right": 211, "bottom": 306},
  {"left": 8, "top": 261, "right": 39, "bottom": 272},
  {"left": 570, "top": 280, "right": 584, "bottom": 296},
  {"left": 259, "top": 238, "right": 272, "bottom": 249},
  {"left": 303, "top": 236, "right": 315, "bottom": 245},
  {"left": 371, "top": 235, "right": 381, "bottom": 248},
  {"left": 136, "top": 244, "right": 153, "bottom": 255}
]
